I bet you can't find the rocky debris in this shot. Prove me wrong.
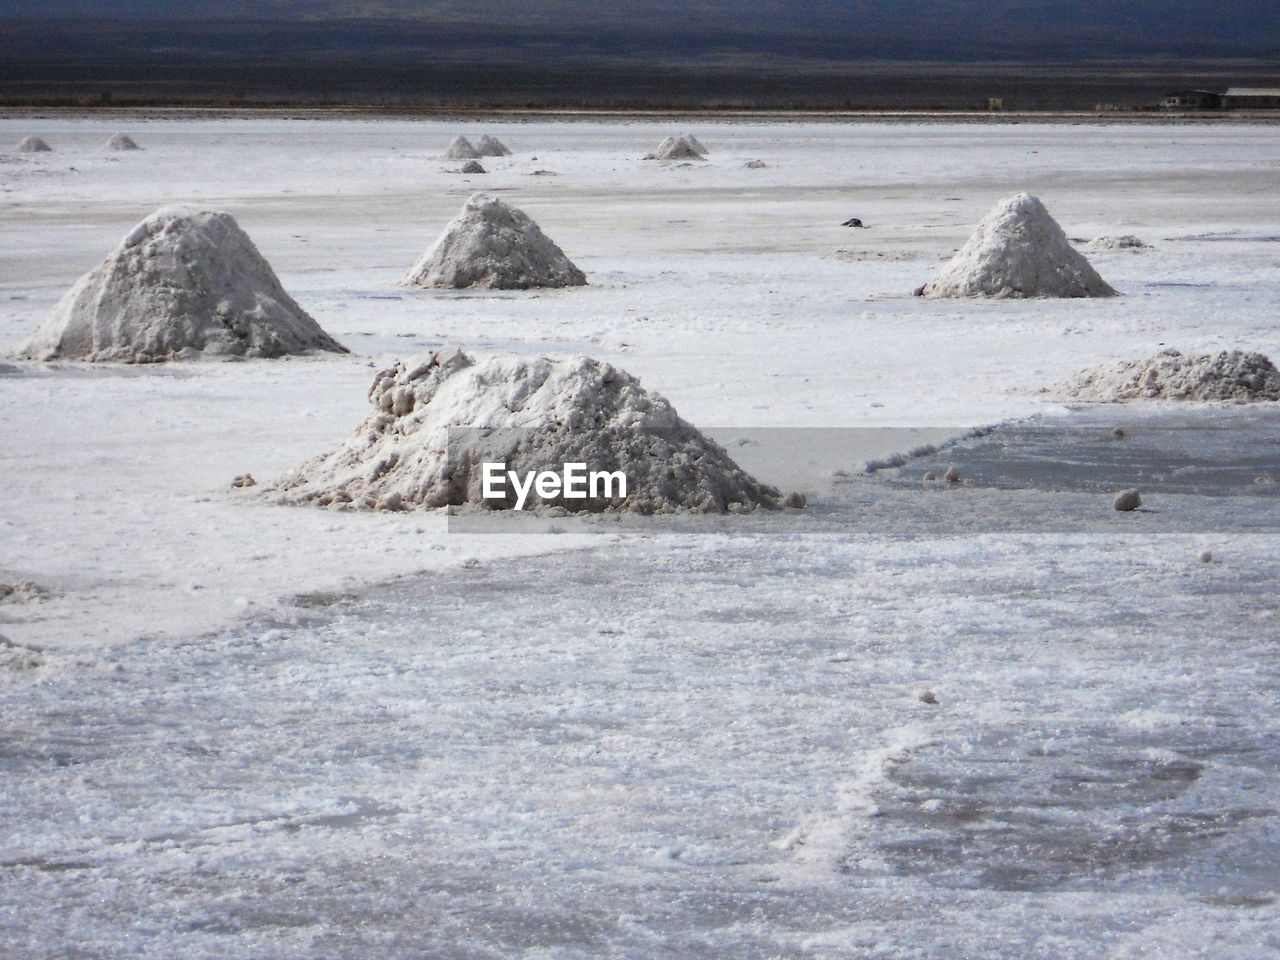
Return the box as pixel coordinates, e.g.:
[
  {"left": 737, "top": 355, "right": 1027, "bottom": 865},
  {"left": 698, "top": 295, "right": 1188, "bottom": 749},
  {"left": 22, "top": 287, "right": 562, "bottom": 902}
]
[{"left": 1114, "top": 489, "right": 1142, "bottom": 512}]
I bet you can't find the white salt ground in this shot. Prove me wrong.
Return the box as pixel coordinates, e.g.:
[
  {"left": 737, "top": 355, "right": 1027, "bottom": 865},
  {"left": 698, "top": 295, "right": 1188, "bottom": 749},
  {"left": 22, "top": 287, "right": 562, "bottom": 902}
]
[
  {"left": 0, "top": 116, "right": 1277, "bottom": 652},
  {"left": 270, "top": 347, "right": 783, "bottom": 513},
  {"left": 920, "top": 192, "right": 1116, "bottom": 298},
  {"left": 16, "top": 206, "right": 347, "bottom": 362},
  {"left": 2, "top": 119, "right": 1280, "bottom": 957}
]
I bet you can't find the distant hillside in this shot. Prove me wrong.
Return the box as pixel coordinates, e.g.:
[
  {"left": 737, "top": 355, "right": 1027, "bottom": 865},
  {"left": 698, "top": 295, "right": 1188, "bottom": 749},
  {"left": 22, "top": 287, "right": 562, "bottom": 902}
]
[
  {"left": 1, "top": 1, "right": 1277, "bottom": 108},
  {"left": 4, "top": 1, "right": 1279, "bottom": 61}
]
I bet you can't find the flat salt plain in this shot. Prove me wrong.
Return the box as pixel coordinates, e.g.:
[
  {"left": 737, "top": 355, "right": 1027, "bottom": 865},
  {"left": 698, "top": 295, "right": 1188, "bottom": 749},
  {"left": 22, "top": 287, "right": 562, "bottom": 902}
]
[{"left": 1, "top": 114, "right": 1278, "bottom": 957}]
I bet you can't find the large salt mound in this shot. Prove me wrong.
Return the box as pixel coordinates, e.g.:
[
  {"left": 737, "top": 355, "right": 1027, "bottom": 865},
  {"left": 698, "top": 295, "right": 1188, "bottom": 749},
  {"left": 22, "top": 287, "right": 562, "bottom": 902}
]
[
  {"left": 16, "top": 136, "right": 51, "bottom": 153},
  {"left": 919, "top": 193, "right": 1116, "bottom": 299},
  {"left": 402, "top": 193, "right": 586, "bottom": 290},
  {"left": 1055, "top": 349, "right": 1280, "bottom": 402},
  {"left": 442, "top": 135, "right": 481, "bottom": 160},
  {"left": 475, "top": 135, "right": 512, "bottom": 157},
  {"left": 647, "top": 135, "right": 705, "bottom": 161},
  {"left": 16, "top": 206, "right": 347, "bottom": 362},
  {"left": 105, "top": 133, "right": 141, "bottom": 151},
  {"left": 270, "top": 347, "right": 784, "bottom": 514}
]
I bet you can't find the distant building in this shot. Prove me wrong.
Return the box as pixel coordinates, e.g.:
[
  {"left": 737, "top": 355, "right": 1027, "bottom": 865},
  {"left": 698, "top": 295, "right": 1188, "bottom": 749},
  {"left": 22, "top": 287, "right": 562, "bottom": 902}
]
[
  {"left": 1160, "top": 90, "right": 1223, "bottom": 110},
  {"left": 1223, "top": 87, "right": 1280, "bottom": 109}
]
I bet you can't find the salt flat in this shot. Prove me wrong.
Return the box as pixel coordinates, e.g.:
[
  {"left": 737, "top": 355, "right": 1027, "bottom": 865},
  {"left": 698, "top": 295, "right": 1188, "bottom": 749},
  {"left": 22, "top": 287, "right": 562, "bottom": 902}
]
[{"left": 0, "top": 115, "right": 1278, "bottom": 957}]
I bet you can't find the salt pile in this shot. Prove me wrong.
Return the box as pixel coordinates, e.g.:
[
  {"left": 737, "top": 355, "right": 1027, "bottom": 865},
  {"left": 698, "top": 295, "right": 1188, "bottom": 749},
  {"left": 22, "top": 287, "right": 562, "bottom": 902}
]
[
  {"left": 475, "top": 135, "right": 512, "bottom": 157},
  {"left": 1085, "top": 234, "right": 1150, "bottom": 251},
  {"left": 0, "top": 636, "right": 42, "bottom": 673},
  {"left": 460, "top": 160, "right": 487, "bottom": 174},
  {"left": 105, "top": 133, "right": 141, "bottom": 151},
  {"left": 442, "top": 136, "right": 482, "bottom": 160},
  {"left": 646, "top": 135, "right": 706, "bottom": 161},
  {"left": 16, "top": 136, "right": 51, "bottom": 153},
  {"left": 270, "top": 347, "right": 785, "bottom": 514},
  {"left": 917, "top": 193, "right": 1116, "bottom": 298},
  {"left": 402, "top": 193, "right": 586, "bottom": 290},
  {"left": 684, "top": 134, "right": 709, "bottom": 156},
  {"left": 17, "top": 206, "right": 347, "bottom": 362},
  {"left": 1055, "top": 349, "right": 1280, "bottom": 402}
]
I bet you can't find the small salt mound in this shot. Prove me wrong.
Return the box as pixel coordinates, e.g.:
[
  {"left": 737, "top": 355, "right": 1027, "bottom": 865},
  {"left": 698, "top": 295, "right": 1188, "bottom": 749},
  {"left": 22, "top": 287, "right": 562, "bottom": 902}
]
[
  {"left": 0, "top": 636, "right": 43, "bottom": 673},
  {"left": 105, "top": 133, "right": 141, "bottom": 151},
  {"left": 460, "top": 160, "right": 487, "bottom": 174},
  {"left": 270, "top": 347, "right": 784, "bottom": 514},
  {"left": 647, "top": 135, "right": 706, "bottom": 161},
  {"left": 17, "top": 206, "right": 347, "bottom": 362},
  {"left": 402, "top": 193, "right": 586, "bottom": 290},
  {"left": 475, "top": 135, "right": 512, "bottom": 157},
  {"left": 442, "top": 135, "right": 481, "bottom": 159},
  {"left": 1085, "top": 234, "right": 1150, "bottom": 251},
  {"left": 684, "top": 134, "right": 709, "bottom": 156},
  {"left": 1056, "top": 349, "right": 1280, "bottom": 402},
  {"left": 918, "top": 193, "right": 1116, "bottom": 299},
  {"left": 16, "top": 136, "right": 51, "bottom": 153}
]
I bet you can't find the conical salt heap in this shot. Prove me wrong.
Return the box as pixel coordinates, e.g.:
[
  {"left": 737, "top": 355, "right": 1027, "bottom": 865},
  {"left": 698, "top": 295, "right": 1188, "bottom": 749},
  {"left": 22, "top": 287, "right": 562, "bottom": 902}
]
[
  {"left": 442, "top": 135, "right": 481, "bottom": 160},
  {"left": 17, "top": 206, "right": 347, "bottom": 362},
  {"left": 105, "top": 133, "right": 141, "bottom": 151},
  {"left": 402, "top": 193, "right": 586, "bottom": 290},
  {"left": 647, "top": 135, "right": 706, "bottom": 161},
  {"left": 918, "top": 193, "right": 1116, "bottom": 298},
  {"left": 1054, "top": 349, "right": 1280, "bottom": 402},
  {"left": 269, "top": 347, "right": 785, "bottom": 514},
  {"left": 684, "top": 134, "right": 709, "bottom": 156},
  {"left": 475, "top": 135, "right": 512, "bottom": 157},
  {"left": 16, "top": 136, "right": 51, "bottom": 153}
]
